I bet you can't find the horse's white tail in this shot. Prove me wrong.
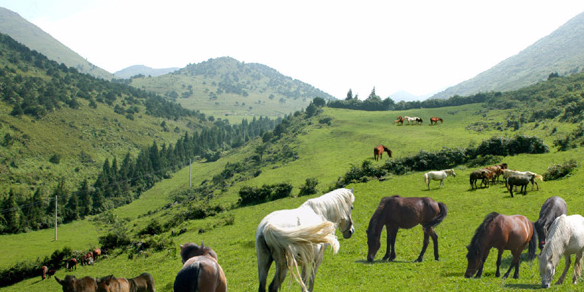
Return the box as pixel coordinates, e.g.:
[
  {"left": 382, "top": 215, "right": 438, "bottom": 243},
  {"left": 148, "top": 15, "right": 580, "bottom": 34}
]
[
  {"left": 262, "top": 221, "right": 339, "bottom": 291},
  {"left": 534, "top": 174, "right": 544, "bottom": 182}
]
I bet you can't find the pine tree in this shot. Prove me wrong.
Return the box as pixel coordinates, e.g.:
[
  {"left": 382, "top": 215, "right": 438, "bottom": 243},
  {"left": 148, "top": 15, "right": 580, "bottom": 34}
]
[
  {"left": 77, "top": 179, "right": 92, "bottom": 216},
  {"left": 2, "top": 189, "right": 22, "bottom": 233}
]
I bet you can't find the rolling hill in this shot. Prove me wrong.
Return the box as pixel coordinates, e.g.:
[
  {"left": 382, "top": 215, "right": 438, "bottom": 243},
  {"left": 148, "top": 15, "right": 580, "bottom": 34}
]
[
  {"left": 128, "top": 57, "right": 335, "bottom": 120},
  {"left": 432, "top": 11, "right": 584, "bottom": 99},
  {"left": 113, "top": 65, "right": 180, "bottom": 79},
  {"left": 0, "top": 7, "right": 114, "bottom": 80}
]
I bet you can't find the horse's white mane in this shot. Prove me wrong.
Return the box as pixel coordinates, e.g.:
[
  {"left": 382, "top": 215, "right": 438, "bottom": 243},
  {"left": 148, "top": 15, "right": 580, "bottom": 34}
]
[
  {"left": 541, "top": 215, "right": 570, "bottom": 267},
  {"left": 302, "top": 188, "right": 354, "bottom": 223}
]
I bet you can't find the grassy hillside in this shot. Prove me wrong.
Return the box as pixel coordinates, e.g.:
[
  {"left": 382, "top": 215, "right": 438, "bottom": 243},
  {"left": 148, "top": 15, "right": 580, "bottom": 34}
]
[
  {"left": 433, "top": 11, "right": 584, "bottom": 99},
  {"left": 0, "top": 7, "right": 114, "bottom": 80},
  {"left": 129, "top": 57, "right": 335, "bottom": 121},
  {"left": 2, "top": 104, "right": 584, "bottom": 291}
]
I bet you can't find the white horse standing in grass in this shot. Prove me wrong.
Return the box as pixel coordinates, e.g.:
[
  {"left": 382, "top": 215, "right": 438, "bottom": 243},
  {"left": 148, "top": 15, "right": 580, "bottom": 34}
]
[
  {"left": 539, "top": 214, "right": 584, "bottom": 288},
  {"left": 255, "top": 188, "right": 355, "bottom": 292},
  {"left": 424, "top": 169, "right": 456, "bottom": 190}
]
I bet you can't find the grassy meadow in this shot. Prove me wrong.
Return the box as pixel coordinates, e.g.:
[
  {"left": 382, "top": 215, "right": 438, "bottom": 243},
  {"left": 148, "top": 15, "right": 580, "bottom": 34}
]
[{"left": 2, "top": 105, "right": 584, "bottom": 291}]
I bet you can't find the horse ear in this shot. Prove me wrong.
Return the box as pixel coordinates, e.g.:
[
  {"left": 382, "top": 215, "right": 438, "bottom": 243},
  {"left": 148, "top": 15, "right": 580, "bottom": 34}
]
[
  {"left": 201, "top": 241, "right": 205, "bottom": 248},
  {"left": 55, "top": 276, "right": 63, "bottom": 285}
]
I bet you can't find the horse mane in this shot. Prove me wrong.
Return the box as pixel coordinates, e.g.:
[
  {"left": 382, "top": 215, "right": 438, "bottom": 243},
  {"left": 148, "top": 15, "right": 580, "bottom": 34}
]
[
  {"left": 540, "top": 215, "right": 570, "bottom": 267},
  {"left": 302, "top": 188, "right": 354, "bottom": 223},
  {"left": 180, "top": 242, "right": 218, "bottom": 263},
  {"left": 467, "top": 212, "right": 499, "bottom": 258}
]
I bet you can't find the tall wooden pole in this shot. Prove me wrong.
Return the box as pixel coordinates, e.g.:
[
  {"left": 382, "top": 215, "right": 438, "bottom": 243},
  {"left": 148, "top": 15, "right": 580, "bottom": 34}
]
[{"left": 54, "top": 195, "right": 58, "bottom": 241}]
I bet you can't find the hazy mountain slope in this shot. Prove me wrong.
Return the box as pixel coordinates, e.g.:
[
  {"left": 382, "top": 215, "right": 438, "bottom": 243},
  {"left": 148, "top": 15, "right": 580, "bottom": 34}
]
[
  {"left": 432, "top": 11, "right": 584, "bottom": 99},
  {"left": 129, "top": 57, "right": 335, "bottom": 119},
  {"left": 114, "top": 65, "right": 179, "bottom": 78},
  {"left": 0, "top": 7, "right": 114, "bottom": 80}
]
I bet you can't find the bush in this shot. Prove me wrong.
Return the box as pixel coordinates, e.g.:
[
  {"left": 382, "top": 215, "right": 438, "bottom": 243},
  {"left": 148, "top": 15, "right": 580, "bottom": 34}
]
[
  {"left": 543, "top": 160, "right": 578, "bottom": 181},
  {"left": 299, "top": 178, "right": 319, "bottom": 197},
  {"left": 238, "top": 183, "right": 294, "bottom": 206}
]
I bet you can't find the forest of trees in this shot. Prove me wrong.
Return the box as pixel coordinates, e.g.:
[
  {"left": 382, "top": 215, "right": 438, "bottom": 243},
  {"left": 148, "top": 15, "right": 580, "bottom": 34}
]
[{"left": 0, "top": 116, "right": 278, "bottom": 234}]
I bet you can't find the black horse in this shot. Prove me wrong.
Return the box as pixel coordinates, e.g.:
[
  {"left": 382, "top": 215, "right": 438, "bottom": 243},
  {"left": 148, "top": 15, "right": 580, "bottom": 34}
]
[
  {"left": 506, "top": 174, "right": 535, "bottom": 197},
  {"left": 534, "top": 196, "right": 567, "bottom": 251}
]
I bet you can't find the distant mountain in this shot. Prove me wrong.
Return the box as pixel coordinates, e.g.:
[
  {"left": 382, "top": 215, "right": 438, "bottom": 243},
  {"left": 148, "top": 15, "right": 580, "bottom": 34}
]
[
  {"left": 114, "top": 65, "right": 180, "bottom": 78},
  {"left": 129, "top": 57, "right": 335, "bottom": 118},
  {"left": 432, "top": 11, "right": 584, "bottom": 99},
  {"left": 0, "top": 7, "right": 114, "bottom": 80},
  {"left": 390, "top": 90, "right": 433, "bottom": 102}
]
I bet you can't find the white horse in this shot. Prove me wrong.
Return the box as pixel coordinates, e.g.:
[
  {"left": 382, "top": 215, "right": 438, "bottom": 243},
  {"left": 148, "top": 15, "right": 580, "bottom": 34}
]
[
  {"left": 256, "top": 188, "right": 355, "bottom": 292},
  {"left": 404, "top": 116, "right": 419, "bottom": 125},
  {"left": 539, "top": 214, "right": 584, "bottom": 288},
  {"left": 423, "top": 169, "right": 456, "bottom": 190},
  {"left": 503, "top": 169, "right": 543, "bottom": 191}
]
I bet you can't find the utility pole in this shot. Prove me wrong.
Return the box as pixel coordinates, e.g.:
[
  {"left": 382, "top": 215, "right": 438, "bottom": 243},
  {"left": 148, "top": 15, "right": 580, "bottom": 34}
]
[
  {"left": 189, "top": 159, "right": 192, "bottom": 189},
  {"left": 54, "top": 195, "right": 58, "bottom": 241}
]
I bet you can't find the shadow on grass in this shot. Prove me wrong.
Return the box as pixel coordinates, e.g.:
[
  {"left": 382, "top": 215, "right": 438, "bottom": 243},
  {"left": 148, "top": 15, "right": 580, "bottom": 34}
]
[
  {"left": 355, "top": 259, "right": 416, "bottom": 265},
  {"left": 504, "top": 283, "right": 540, "bottom": 290}
]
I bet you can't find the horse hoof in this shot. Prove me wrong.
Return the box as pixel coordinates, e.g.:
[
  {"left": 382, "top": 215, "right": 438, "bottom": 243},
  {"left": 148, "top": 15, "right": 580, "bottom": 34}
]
[{"left": 414, "top": 258, "right": 423, "bottom": 263}]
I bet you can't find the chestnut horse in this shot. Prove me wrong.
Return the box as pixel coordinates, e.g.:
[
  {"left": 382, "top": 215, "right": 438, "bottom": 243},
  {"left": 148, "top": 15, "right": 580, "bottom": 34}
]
[
  {"left": 366, "top": 195, "right": 447, "bottom": 262},
  {"left": 41, "top": 266, "right": 48, "bottom": 280},
  {"left": 373, "top": 145, "right": 392, "bottom": 161},
  {"left": 174, "top": 242, "right": 226, "bottom": 292},
  {"left": 430, "top": 117, "right": 443, "bottom": 125},
  {"left": 394, "top": 116, "right": 404, "bottom": 125},
  {"left": 66, "top": 258, "right": 77, "bottom": 271},
  {"left": 56, "top": 275, "right": 97, "bottom": 292},
  {"left": 534, "top": 196, "right": 567, "bottom": 251},
  {"left": 465, "top": 212, "right": 536, "bottom": 279}
]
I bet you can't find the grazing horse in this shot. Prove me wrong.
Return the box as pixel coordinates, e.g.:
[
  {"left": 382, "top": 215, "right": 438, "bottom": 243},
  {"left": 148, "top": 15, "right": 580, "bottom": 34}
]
[
  {"left": 465, "top": 212, "right": 536, "bottom": 279},
  {"left": 535, "top": 196, "right": 567, "bottom": 251},
  {"left": 403, "top": 116, "right": 416, "bottom": 125},
  {"left": 56, "top": 275, "right": 97, "bottom": 292},
  {"left": 93, "top": 249, "right": 102, "bottom": 262},
  {"left": 430, "top": 117, "right": 443, "bottom": 125},
  {"left": 470, "top": 169, "right": 492, "bottom": 189},
  {"left": 423, "top": 169, "right": 456, "bottom": 190},
  {"left": 129, "top": 273, "right": 156, "bottom": 292},
  {"left": 97, "top": 275, "right": 130, "bottom": 292},
  {"left": 539, "top": 214, "right": 584, "bottom": 288},
  {"left": 366, "top": 195, "right": 447, "bottom": 262},
  {"left": 503, "top": 169, "right": 543, "bottom": 191},
  {"left": 41, "top": 266, "right": 48, "bottom": 280},
  {"left": 174, "top": 242, "right": 226, "bottom": 292},
  {"left": 373, "top": 145, "right": 392, "bottom": 161},
  {"left": 66, "top": 258, "right": 77, "bottom": 271},
  {"left": 415, "top": 117, "right": 423, "bottom": 124},
  {"left": 256, "top": 188, "right": 355, "bottom": 292},
  {"left": 506, "top": 174, "right": 535, "bottom": 197}
]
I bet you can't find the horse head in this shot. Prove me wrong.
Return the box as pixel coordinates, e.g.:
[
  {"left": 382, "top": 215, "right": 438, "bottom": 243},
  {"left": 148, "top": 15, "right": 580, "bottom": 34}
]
[
  {"left": 464, "top": 245, "right": 482, "bottom": 278},
  {"left": 539, "top": 252, "right": 555, "bottom": 288},
  {"left": 338, "top": 189, "right": 355, "bottom": 239}
]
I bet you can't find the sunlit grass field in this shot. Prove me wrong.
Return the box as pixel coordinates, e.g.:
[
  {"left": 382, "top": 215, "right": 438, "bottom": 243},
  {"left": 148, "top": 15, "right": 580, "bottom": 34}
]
[{"left": 2, "top": 105, "right": 583, "bottom": 291}]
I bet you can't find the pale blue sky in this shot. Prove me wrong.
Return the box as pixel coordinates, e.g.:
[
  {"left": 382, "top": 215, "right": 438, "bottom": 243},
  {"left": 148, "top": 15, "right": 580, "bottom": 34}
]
[{"left": 1, "top": 0, "right": 584, "bottom": 99}]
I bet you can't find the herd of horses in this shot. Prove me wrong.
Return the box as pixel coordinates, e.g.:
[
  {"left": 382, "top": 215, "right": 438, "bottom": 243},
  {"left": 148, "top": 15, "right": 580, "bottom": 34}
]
[{"left": 394, "top": 116, "right": 443, "bottom": 125}]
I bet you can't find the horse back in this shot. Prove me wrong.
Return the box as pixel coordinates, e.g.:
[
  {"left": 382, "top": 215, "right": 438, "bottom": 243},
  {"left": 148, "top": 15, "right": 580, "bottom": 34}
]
[
  {"left": 176, "top": 256, "right": 226, "bottom": 292},
  {"left": 489, "top": 215, "right": 533, "bottom": 250},
  {"left": 377, "top": 196, "right": 443, "bottom": 229},
  {"left": 129, "top": 273, "right": 155, "bottom": 292}
]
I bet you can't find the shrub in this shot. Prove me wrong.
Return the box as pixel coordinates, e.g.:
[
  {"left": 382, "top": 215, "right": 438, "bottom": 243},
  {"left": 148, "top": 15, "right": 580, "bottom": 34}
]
[
  {"left": 238, "top": 183, "right": 294, "bottom": 206},
  {"left": 543, "top": 160, "right": 578, "bottom": 181},
  {"left": 299, "top": 178, "right": 319, "bottom": 197}
]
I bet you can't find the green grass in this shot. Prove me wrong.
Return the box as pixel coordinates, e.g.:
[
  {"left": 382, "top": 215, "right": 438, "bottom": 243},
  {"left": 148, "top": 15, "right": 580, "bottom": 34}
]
[{"left": 2, "top": 105, "right": 584, "bottom": 291}]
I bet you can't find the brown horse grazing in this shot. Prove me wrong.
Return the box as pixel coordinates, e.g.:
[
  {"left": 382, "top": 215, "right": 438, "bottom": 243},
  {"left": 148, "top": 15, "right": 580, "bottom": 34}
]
[
  {"left": 366, "top": 195, "right": 448, "bottom": 262},
  {"left": 128, "top": 273, "right": 156, "bottom": 292},
  {"left": 41, "top": 266, "right": 48, "bottom": 280},
  {"left": 66, "top": 258, "right": 77, "bottom": 271},
  {"left": 470, "top": 169, "right": 493, "bottom": 189},
  {"left": 56, "top": 275, "right": 97, "bottom": 292},
  {"left": 93, "top": 249, "right": 102, "bottom": 262},
  {"left": 430, "top": 117, "right": 443, "bottom": 125},
  {"left": 465, "top": 212, "right": 536, "bottom": 279},
  {"left": 174, "top": 242, "right": 226, "bottom": 292},
  {"left": 97, "top": 275, "right": 130, "bottom": 292},
  {"left": 395, "top": 116, "right": 404, "bottom": 125},
  {"left": 373, "top": 145, "right": 392, "bottom": 161}
]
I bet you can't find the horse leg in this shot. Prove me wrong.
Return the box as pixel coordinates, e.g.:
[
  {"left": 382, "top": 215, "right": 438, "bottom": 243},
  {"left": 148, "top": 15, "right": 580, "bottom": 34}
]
[
  {"left": 383, "top": 227, "right": 398, "bottom": 261},
  {"left": 430, "top": 228, "right": 439, "bottom": 261},
  {"left": 307, "top": 245, "right": 325, "bottom": 292},
  {"left": 495, "top": 249, "right": 503, "bottom": 277},
  {"left": 415, "top": 227, "right": 430, "bottom": 262},
  {"left": 573, "top": 251, "right": 583, "bottom": 284},
  {"left": 268, "top": 255, "right": 288, "bottom": 292},
  {"left": 257, "top": 236, "right": 273, "bottom": 292},
  {"left": 440, "top": 179, "right": 444, "bottom": 188},
  {"left": 504, "top": 249, "right": 522, "bottom": 279},
  {"left": 556, "top": 254, "right": 571, "bottom": 285}
]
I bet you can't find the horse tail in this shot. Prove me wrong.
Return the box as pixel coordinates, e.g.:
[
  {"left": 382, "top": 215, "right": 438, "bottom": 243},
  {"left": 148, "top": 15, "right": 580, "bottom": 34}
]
[
  {"left": 425, "top": 202, "right": 448, "bottom": 228},
  {"left": 262, "top": 221, "right": 339, "bottom": 291},
  {"left": 528, "top": 221, "right": 537, "bottom": 261},
  {"left": 174, "top": 261, "right": 200, "bottom": 292},
  {"left": 535, "top": 174, "right": 544, "bottom": 182}
]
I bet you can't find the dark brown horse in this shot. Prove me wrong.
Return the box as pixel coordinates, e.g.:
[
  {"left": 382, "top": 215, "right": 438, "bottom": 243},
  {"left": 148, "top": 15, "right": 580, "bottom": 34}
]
[
  {"left": 535, "top": 196, "right": 567, "bottom": 251},
  {"left": 56, "top": 275, "right": 97, "bottom": 292},
  {"left": 174, "top": 242, "right": 226, "bottom": 292},
  {"left": 430, "top": 117, "right": 443, "bottom": 125},
  {"left": 469, "top": 169, "right": 493, "bottom": 189},
  {"left": 465, "top": 212, "right": 536, "bottom": 279},
  {"left": 366, "top": 195, "right": 447, "bottom": 262},
  {"left": 66, "top": 258, "right": 77, "bottom": 271},
  {"left": 373, "top": 145, "right": 392, "bottom": 161}
]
